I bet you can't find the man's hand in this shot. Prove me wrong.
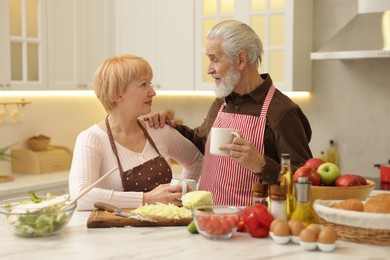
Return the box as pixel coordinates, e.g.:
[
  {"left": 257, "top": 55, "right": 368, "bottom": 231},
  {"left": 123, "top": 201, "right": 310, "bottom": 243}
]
[
  {"left": 143, "top": 111, "right": 176, "bottom": 129},
  {"left": 219, "top": 137, "right": 266, "bottom": 173}
]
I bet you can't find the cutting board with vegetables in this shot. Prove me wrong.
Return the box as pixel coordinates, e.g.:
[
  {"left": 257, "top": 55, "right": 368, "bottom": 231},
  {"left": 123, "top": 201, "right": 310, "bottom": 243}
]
[{"left": 87, "top": 209, "right": 192, "bottom": 228}]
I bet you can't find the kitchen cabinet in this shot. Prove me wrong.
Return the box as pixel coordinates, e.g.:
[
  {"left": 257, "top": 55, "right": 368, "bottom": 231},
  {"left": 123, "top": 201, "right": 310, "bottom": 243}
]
[
  {"left": 0, "top": 0, "right": 10, "bottom": 90},
  {"left": 115, "top": 0, "right": 194, "bottom": 91},
  {"left": 47, "top": 0, "right": 114, "bottom": 90},
  {"left": 195, "top": 0, "right": 312, "bottom": 92},
  {"left": 0, "top": 0, "right": 46, "bottom": 90},
  {"left": 0, "top": 0, "right": 113, "bottom": 91}
]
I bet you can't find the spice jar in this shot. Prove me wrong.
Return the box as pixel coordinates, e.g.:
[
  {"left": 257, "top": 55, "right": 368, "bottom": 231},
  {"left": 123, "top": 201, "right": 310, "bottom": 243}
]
[
  {"left": 269, "top": 184, "right": 287, "bottom": 222},
  {"left": 252, "top": 181, "right": 269, "bottom": 207}
]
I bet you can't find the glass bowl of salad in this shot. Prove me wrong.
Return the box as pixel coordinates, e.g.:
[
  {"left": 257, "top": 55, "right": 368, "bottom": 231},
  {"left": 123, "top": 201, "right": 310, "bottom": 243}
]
[{"left": 0, "top": 192, "right": 76, "bottom": 237}]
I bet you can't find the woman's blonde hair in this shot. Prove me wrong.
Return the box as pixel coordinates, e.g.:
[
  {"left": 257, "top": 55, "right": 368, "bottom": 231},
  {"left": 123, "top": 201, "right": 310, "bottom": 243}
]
[{"left": 93, "top": 54, "right": 153, "bottom": 112}]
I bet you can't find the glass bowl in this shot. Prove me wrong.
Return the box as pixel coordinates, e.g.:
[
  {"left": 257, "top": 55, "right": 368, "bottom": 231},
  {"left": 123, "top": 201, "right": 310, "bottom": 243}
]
[
  {"left": 192, "top": 206, "right": 242, "bottom": 240},
  {"left": 0, "top": 195, "right": 75, "bottom": 237}
]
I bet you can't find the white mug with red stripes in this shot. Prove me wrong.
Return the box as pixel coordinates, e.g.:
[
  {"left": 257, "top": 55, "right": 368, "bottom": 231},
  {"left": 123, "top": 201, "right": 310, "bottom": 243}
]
[{"left": 210, "top": 127, "right": 241, "bottom": 156}]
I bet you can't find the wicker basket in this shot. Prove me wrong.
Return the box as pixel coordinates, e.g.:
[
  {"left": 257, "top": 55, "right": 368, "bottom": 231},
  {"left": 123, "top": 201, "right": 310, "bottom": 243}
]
[
  {"left": 313, "top": 199, "right": 390, "bottom": 246},
  {"left": 326, "top": 222, "right": 390, "bottom": 246}
]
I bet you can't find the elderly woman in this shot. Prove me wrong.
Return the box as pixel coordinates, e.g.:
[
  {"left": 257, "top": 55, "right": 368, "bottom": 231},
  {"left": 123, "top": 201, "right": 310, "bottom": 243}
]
[{"left": 69, "top": 54, "right": 203, "bottom": 210}]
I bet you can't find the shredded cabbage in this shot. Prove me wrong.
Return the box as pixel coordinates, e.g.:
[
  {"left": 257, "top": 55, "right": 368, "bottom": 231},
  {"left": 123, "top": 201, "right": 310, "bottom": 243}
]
[{"left": 133, "top": 203, "right": 191, "bottom": 219}]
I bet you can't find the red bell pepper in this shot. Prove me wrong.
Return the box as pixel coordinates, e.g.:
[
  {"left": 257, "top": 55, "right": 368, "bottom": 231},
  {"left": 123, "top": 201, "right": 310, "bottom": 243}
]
[{"left": 241, "top": 204, "right": 274, "bottom": 238}]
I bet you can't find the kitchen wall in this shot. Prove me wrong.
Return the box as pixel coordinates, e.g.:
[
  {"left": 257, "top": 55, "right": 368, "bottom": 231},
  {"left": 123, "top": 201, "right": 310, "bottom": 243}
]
[{"left": 1, "top": 0, "right": 389, "bottom": 180}]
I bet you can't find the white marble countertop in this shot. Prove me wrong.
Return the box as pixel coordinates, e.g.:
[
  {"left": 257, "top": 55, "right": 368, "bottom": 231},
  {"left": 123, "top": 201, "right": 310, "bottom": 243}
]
[{"left": 1, "top": 208, "right": 389, "bottom": 260}]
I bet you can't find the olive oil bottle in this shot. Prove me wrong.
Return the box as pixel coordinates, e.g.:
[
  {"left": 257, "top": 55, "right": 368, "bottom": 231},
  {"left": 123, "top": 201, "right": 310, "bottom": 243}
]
[
  {"left": 327, "top": 140, "right": 338, "bottom": 166},
  {"left": 278, "top": 153, "right": 295, "bottom": 221},
  {"left": 290, "top": 177, "right": 315, "bottom": 227}
]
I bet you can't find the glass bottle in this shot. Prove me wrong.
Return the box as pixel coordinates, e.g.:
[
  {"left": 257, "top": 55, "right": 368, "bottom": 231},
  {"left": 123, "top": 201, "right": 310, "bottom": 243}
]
[
  {"left": 278, "top": 153, "right": 295, "bottom": 221},
  {"left": 252, "top": 179, "right": 269, "bottom": 207},
  {"left": 290, "top": 177, "right": 315, "bottom": 227},
  {"left": 269, "top": 184, "right": 287, "bottom": 222},
  {"left": 326, "top": 140, "right": 338, "bottom": 166}
]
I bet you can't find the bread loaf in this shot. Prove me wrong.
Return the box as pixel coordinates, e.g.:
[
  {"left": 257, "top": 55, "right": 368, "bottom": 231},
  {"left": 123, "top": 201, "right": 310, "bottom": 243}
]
[
  {"left": 330, "top": 199, "right": 364, "bottom": 212},
  {"left": 364, "top": 193, "right": 390, "bottom": 213}
]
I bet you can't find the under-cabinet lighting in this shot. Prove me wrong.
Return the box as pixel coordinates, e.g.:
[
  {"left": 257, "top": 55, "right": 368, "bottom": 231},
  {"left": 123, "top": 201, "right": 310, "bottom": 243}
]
[{"left": 0, "top": 90, "right": 310, "bottom": 98}]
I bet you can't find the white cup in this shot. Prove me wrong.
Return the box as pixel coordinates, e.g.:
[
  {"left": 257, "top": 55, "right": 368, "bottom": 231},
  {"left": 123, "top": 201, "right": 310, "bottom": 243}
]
[
  {"left": 170, "top": 178, "right": 197, "bottom": 195},
  {"left": 210, "top": 127, "right": 241, "bottom": 156}
]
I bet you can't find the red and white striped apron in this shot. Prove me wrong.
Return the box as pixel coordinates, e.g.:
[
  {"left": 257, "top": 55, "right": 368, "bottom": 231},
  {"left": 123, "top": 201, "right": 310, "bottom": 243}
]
[{"left": 199, "top": 85, "right": 275, "bottom": 206}]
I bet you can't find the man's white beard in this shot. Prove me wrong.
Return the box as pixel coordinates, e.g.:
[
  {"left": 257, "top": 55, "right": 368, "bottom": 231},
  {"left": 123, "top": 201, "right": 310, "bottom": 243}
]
[{"left": 213, "top": 65, "right": 241, "bottom": 98}]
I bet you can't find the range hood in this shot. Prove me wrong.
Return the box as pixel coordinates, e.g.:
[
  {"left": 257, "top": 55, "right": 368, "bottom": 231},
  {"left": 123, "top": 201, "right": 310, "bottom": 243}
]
[{"left": 311, "top": 0, "right": 390, "bottom": 60}]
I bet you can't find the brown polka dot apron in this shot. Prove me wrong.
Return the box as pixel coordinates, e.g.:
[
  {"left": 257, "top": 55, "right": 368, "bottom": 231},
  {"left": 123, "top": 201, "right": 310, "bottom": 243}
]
[
  {"left": 106, "top": 117, "right": 172, "bottom": 192},
  {"left": 199, "top": 85, "right": 275, "bottom": 206}
]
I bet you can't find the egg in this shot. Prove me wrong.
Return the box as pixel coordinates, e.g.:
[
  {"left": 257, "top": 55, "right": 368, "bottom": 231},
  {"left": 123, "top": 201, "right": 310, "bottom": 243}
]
[
  {"left": 306, "top": 223, "right": 321, "bottom": 238},
  {"left": 270, "top": 219, "right": 284, "bottom": 233},
  {"left": 273, "top": 221, "right": 290, "bottom": 237},
  {"left": 299, "top": 228, "right": 317, "bottom": 243},
  {"left": 288, "top": 219, "right": 304, "bottom": 236},
  {"left": 318, "top": 226, "right": 338, "bottom": 244}
]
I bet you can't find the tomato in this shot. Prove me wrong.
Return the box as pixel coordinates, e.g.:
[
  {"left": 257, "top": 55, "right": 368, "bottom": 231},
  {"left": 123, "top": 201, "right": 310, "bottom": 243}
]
[
  {"left": 198, "top": 215, "right": 239, "bottom": 236},
  {"left": 208, "top": 216, "right": 221, "bottom": 229},
  {"left": 196, "top": 216, "right": 208, "bottom": 229}
]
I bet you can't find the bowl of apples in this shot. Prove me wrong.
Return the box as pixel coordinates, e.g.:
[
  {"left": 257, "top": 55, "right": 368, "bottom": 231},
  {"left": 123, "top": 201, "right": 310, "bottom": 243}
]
[{"left": 294, "top": 158, "right": 375, "bottom": 222}]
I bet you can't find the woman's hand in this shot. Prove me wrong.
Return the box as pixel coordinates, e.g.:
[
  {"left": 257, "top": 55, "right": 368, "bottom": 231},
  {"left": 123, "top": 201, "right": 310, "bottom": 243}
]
[{"left": 143, "top": 183, "right": 184, "bottom": 206}]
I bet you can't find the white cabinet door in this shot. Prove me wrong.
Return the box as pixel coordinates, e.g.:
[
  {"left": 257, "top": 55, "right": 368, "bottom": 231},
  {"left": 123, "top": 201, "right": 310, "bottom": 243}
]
[
  {"left": 47, "top": 0, "right": 78, "bottom": 90},
  {"left": 195, "top": 0, "right": 312, "bottom": 92},
  {"left": 47, "top": 0, "right": 114, "bottom": 90},
  {"left": 115, "top": 0, "right": 194, "bottom": 91},
  {"left": 0, "top": 0, "right": 46, "bottom": 90},
  {"left": 0, "top": 0, "right": 11, "bottom": 90}
]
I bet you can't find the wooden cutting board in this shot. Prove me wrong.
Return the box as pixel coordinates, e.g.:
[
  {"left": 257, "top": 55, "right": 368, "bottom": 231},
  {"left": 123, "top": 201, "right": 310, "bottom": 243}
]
[{"left": 87, "top": 209, "right": 192, "bottom": 228}]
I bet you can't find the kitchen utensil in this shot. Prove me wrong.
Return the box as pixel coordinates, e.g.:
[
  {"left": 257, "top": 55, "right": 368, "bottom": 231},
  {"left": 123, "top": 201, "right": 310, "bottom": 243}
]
[
  {"left": 374, "top": 160, "right": 390, "bottom": 183},
  {"left": 94, "top": 202, "right": 156, "bottom": 222},
  {"left": 59, "top": 166, "right": 118, "bottom": 211},
  {"left": 11, "top": 194, "right": 70, "bottom": 213}
]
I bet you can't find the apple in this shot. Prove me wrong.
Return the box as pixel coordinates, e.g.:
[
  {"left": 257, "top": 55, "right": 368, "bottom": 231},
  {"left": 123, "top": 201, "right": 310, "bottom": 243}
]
[
  {"left": 353, "top": 174, "right": 368, "bottom": 185},
  {"left": 304, "top": 158, "right": 326, "bottom": 171},
  {"left": 335, "top": 174, "right": 367, "bottom": 187},
  {"left": 293, "top": 165, "right": 321, "bottom": 186},
  {"left": 317, "top": 162, "right": 340, "bottom": 186}
]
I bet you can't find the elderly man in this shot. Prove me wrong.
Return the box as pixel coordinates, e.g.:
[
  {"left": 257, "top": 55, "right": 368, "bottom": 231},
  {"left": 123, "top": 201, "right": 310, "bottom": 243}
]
[{"left": 148, "top": 20, "right": 312, "bottom": 206}]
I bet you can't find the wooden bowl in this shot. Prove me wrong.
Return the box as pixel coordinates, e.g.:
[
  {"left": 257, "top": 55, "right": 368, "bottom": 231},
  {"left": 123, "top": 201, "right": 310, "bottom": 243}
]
[
  {"left": 310, "top": 179, "right": 375, "bottom": 223},
  {"left": 26, "top": 135, "right": 51, "bottom": 151}
]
